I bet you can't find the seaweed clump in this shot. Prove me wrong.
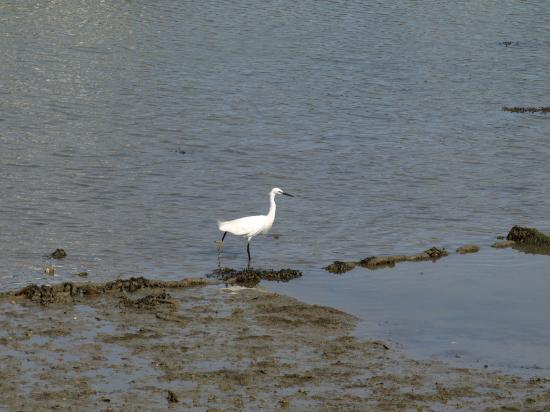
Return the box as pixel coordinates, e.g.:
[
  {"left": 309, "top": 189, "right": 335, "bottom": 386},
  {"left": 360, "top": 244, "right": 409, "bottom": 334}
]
[{"left": 209, "top": 267, "right": 302, "bottom": 287}]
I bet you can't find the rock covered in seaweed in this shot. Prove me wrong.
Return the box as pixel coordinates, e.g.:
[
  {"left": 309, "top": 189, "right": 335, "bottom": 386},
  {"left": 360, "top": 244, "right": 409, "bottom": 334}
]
[
  {"left": 325, "top": 247, "right": 449, "bottom": 273},
  {"left": 11, "top": 276, "right": 209, "bottom": 306},
  {"left": 456, "top": 244, "right": 480, "bottom": 254},
  {"left": 209, "top": 267, "right": 302, "bottom": 287},
  {"left": 506, "top": 226, "right": 550, "bottom": 247},
  {"left": 359, "top": 247, "right": 448, "bottom": 269},
  {"left": 324, "top": 261, "right": 356, "bottom": 274}
]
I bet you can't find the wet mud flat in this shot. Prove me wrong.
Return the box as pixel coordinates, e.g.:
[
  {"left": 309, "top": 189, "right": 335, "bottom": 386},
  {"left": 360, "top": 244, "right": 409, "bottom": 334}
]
[{"left": 1, "top": 279, "right": 550, "bottom": 411}]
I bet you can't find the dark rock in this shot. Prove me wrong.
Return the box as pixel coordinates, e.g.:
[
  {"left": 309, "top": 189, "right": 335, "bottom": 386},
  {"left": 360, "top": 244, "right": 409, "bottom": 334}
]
[
  {"left": 423, "top": 247, "right": 448, "bottom": 259},
  {"left": 75, "top": 272, "right": 88, "bottom": 277},
  {"left": 502, "top": 106, "right": 550, "bottom": 113},
  {"left": 49, "top": 249, "right": 67, "bottom": 259}
]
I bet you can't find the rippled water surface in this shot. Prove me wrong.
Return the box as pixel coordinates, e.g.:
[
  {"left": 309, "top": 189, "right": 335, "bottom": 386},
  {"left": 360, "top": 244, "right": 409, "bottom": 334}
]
[{"left": 2, "top": 1, "right": 550, "bottom": 372}]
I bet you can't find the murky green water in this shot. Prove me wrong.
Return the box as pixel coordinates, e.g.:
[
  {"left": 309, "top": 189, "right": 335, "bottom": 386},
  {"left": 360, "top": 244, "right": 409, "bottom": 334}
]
[{"left": 1, "top": 0, "right": 550, "bottom": 372}]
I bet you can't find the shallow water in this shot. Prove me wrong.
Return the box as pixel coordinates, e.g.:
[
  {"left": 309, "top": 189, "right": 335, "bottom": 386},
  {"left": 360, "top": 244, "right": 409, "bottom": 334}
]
[
  {"left": 270, "top": 247, "right": 550, "bottom": 375},
  {"left": 1, "top": 1, "right": 550, "bottom": 372}
]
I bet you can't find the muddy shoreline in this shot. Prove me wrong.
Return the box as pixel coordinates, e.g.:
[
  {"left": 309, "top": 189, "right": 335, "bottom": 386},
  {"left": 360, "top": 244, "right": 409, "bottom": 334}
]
[{"left": 1, "top": 278, "right": 550, "bottom": 410}]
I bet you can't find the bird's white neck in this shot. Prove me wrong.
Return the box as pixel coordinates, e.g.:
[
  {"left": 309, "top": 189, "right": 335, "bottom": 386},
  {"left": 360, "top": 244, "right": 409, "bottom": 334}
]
[{"left": 266, "top": 192, "right": 277, "bottom": 223}]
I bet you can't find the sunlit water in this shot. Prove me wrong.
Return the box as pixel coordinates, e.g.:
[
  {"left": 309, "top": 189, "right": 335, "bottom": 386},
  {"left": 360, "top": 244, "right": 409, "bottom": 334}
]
[{"left": 1, "top": 0, "right": 550, "bottom": 373}]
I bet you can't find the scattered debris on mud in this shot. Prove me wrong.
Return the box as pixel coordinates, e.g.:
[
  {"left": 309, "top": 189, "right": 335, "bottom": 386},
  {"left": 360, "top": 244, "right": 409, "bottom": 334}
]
[
  {"left": 456, "top": 244, "right": 480, "bottom": 254},
  {"left": 119, "top": 291, "right": 178, "bottom": 311},
  {"left": 502, "top": 106, "right": 550, "bottom": 113},
  {"left": 49, "top": 248, "right": 67, "bottom": 259},
  {"left": 1, "top": 282, "right": 550, "bottom": 410},
  {"left": 325, "top": 247, "right": 448, "bottom": 274},
  {"left": 209, "top": 267, "right": 302, "bottom": 287}
]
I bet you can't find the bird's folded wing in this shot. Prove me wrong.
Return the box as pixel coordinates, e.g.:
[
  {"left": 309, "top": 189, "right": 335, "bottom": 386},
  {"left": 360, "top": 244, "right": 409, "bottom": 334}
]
[{"left": 218, "top": 215, "right": 266, "bottom": 237}]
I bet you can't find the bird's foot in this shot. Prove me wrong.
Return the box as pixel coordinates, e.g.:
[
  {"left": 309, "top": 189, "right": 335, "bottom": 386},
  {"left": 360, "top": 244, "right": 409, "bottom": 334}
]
[{"left": 216, "top": 240, "right": 223, "bottom": 253}]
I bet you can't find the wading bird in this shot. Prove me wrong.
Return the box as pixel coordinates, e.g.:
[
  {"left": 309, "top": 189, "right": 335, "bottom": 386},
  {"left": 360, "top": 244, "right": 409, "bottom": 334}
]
[{"left": 217, "top": 187, "right": 294, "bottom": 266}]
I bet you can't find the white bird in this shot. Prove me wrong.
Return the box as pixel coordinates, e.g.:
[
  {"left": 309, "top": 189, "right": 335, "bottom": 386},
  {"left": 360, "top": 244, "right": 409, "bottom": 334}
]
[{"left": 217, "top": 187, "right": 294, "bottom": 265}]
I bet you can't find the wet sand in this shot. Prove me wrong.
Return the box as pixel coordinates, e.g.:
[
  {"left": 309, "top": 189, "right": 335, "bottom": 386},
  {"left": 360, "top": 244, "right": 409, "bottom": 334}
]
[{"left": 1, "top": 278, "right": 550, "bottom": 411}]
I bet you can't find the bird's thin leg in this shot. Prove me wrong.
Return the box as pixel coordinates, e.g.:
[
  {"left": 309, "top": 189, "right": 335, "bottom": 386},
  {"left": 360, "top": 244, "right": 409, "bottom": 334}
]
[
  {"left": 217, "top": 232, "right": 227, "bottom": 253},
  {"left": 247, "top": 242, "right": 251, "bottom": 268}
]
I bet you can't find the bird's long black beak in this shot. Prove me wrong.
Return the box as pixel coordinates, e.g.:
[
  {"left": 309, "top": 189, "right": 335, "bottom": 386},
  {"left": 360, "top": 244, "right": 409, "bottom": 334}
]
[{"left": 282, "top": 192, "right": 294, "bottom": 197}]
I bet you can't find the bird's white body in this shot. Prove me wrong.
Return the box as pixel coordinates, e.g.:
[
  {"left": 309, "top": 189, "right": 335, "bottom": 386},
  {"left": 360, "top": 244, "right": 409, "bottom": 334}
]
[
  {"left": 217, "top": 187, "right": 293, "bottom": 263},
  {"left": 218, "top": 188, "right": 278, "bottom": 241},
  {"left": 218, "top": 215, "right": 273, "bottom": 240}
]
